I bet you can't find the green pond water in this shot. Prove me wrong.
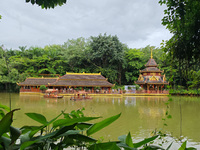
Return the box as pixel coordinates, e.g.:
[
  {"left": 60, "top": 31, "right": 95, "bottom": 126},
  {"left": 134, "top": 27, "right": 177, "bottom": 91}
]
[{"left": 0, "top": 93, "right": 200, "bottom": 149}]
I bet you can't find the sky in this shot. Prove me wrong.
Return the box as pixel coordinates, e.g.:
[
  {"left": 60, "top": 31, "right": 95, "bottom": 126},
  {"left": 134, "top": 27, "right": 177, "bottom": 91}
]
[{"left": 0, "top": 0, "right": 172, "bottom": 50}]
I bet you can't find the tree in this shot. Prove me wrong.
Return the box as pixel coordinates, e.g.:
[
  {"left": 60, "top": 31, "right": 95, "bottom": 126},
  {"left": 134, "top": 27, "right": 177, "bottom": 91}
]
[
  {"left": 88, "top": 33, "right": 127, "bottom": 85},
  {"left": 124, "top": 48, "right": 144, "bottom": 84},
  {"left": 25, "top": 0, "right": 67, "bottom": 9},
  {"left": 62, "top": 37, "right": 90, "bottom": 73},
  {"left": 159, "top": 0, "right": 200, "bottom": 87}
]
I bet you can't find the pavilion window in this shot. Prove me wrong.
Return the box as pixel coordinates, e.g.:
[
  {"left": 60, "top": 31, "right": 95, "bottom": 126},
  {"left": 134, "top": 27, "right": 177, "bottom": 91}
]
[{"left": 24, "top": 86, "right": 31, "bottom": 89}]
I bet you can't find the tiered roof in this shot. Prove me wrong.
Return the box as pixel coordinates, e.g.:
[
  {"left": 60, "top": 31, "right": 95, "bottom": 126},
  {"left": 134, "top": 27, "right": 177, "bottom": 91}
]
[{"left": 135, "top": 52, "right": 168, "bottom": 85}]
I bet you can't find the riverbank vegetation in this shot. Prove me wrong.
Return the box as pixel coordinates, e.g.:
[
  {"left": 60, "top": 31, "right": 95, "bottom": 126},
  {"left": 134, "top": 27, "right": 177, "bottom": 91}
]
[
  {"left": 0, "top": 35, "right": 199, "bottom": 95},
  {"left": 0, "top": 37, "right": 164, "bottom": 92}
]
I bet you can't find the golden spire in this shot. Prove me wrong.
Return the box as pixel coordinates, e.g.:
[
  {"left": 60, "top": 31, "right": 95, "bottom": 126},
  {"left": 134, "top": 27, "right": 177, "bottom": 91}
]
[{"left": 151, "top": 48, "right": 153, "bottom": 59}]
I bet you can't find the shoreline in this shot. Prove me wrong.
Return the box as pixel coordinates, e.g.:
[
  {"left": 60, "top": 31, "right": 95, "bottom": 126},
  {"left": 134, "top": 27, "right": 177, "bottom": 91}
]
[{"left": 19, "top": 92, "right": 169, "bottom": 97}]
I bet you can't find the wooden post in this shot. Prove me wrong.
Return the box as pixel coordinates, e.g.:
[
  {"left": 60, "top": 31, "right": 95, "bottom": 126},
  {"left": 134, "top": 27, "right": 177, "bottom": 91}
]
[
  {"left": 157, "top": 85, "right": 159, "bottom": 93},
  {"left": 147, "top": 84, "right": 149, "bottom": 93}
]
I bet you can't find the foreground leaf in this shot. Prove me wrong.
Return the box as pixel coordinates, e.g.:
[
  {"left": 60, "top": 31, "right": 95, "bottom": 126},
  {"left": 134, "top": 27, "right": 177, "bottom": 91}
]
[
  {"left": 178, "top": 141, "right": 186, "bottom": 150},
  {"left": 10, "top": 126, "right": 21, "bottom": 144},
  {"left": 88, "top": 142, "right": 120, "bottom": 150},
  {"left": 0, "top": 104, "right": 10, "bottom": 112},
  {"left": 0, "top": 109, "right": 20, "bottom": 137},
  {"left": 25, "top": 113, "right": 48, "bottom": 125},
  {"left": 133, "top": 135, "right": 158, "bottom": 148},
  {"left": 87, "top": 113, "right": 121, "bottom": 136},
  {"left": 53, "top": 117, "right": 100, "bottom": 128},
  {"left": 117, "top": 143, "right": 137, "bottom": 150},
  {"left": 126, "top": 132, "right": 134, "bottom": 148}
]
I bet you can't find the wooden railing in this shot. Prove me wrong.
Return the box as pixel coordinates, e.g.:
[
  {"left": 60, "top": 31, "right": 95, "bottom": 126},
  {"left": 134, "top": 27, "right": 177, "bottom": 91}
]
[
  {"left": 136, "top": 90, "right": 169, "bottom": 94},
  {"left": 20, "top": 88, "right": 169, "bottom": 94}
]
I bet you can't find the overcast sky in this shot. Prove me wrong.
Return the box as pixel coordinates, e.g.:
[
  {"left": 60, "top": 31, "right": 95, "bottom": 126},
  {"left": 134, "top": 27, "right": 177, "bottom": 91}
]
[{"left": 0, "top": 0, "right": 172, "bottom": 50}]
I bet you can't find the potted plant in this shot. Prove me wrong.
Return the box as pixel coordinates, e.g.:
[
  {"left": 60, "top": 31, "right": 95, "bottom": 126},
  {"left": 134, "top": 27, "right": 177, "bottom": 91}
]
[{"left": 39, "top": 85, "right": 47, "bottom": 93}]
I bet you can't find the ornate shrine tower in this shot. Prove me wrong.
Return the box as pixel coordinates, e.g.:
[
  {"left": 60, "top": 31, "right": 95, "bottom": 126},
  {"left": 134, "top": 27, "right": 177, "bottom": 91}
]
[{"left": 135, "top": 49, "right": 168, "bottom": 94}]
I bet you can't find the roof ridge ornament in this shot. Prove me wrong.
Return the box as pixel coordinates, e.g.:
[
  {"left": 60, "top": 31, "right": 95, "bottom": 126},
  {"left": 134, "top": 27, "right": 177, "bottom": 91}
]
[
  {"left": 151, "top": 48, "right": 153, "bottom": 59},
  {"left": 66, "top": 72, "right": 101, "bottom": 75}
]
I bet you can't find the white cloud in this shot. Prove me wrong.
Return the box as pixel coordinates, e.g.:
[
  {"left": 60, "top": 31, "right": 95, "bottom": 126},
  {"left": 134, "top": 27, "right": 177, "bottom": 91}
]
[{"left": 0, "top": 0, "right": 172, "bottom": 49}]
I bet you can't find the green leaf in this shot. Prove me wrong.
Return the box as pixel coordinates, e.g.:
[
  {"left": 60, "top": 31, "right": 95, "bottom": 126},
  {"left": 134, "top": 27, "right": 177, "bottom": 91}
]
[
  {"left": 53, "top": 125, "right": 76, "bottom": 137},
  {"left": 69, "top": 134, "right": 97, "bottom": 143},
  {"left": 19, "top": 131, "right": 31, "bottom": 143},
  {"left": 126, "top": 132, "right": 134, "bottom": 148},
  {"left": 167, "top": 115, "right": 172, "bottom": 119},
  {"left": 178, "top": 141, "right": 186, "bottom": 150},
  {"left": 87, "top": 113, "right": 121, "bottom": 136},
  {"left": 0, "top": 136, "right": 11, "bottom": 149},
  {"left": 20, "top": 141, "right": 36, "bottom": 150},
  {"left": 0, "top": 109, "right": 20, "bottom": 137},
  {"left": 118, "top": 135, "right": 126, "bottom": 143},
  {"left": 144, "top": 145, "right": 165, "bottom": 149},
  {"left": 88, "top": 142, "right": 121, "bottom": 150},
  {"left": 26, "top": 111, "right": 63, "bottom": 138},
  {"left": 117, "top": 143, "right": 137, "bottom": 150},
  {"left": 0, "top": 104, "right": 10, "bottom": 112},
  {"left": 25, "top": 113, "right": 48, "bottom": 125},
  {"left": 185, "top": 148, "right": 197, "bottom": 150},
  {"left": 133, "top": 135, "right": 158, "bottom": 148},
  {"left": 76, "top": 122, "right": 93, "bottom": 130},
  {"left": 166, "top": 142, "right": 173, "bottom": 150},
  {"left": 53, "top": 117, "right": 100, "bottom": 128},
  {"left": 10, "top": 126, "right": 21, "bottom": 144}
]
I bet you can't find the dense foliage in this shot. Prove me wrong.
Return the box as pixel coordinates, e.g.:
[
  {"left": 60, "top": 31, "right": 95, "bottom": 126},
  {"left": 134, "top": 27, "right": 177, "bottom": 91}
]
[
  {"left": 159, "top": 0, "right": 200, "bottom": 88},
  {"left": 26, "top": 0, "right": 67, "bottom": 9},
  {"left": 0, "top": 34, "right": 166, "bottom": 92},
  {"left": 1, "top": 32, "right": 199, "bottom": 93}
]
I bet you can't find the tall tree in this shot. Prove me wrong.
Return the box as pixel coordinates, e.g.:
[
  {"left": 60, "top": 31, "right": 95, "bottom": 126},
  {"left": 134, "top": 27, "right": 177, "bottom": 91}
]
[
  {"left": 124, "top": 48, "right": 144, "bottom": 84},
  {"left": 88, "top": 33, "right": 127, "bottom": 85},
  {"left": 159, "top": 0, "right": 200, "bottom": 87}
]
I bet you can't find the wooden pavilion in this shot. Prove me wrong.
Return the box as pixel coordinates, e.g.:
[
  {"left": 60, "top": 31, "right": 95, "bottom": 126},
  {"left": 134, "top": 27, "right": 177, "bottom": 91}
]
[
  {"left": 18, "top": 72, "right": 113, "bottom": 93},
  {"left": 135, "top": 50, "right": 169, "bottom": 94}
]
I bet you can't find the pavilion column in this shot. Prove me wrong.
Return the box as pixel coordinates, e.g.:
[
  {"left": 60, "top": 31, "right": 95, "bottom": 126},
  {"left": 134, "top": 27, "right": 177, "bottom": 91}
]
[
  {"left": 147, "top": 85, "right": 149, "bottom": 93},
  {"left": 108, "top": 87, "right": 111, "bottom": 93},
  {"left": 157, "top": 85, "right": 160, "bottom": 93}
]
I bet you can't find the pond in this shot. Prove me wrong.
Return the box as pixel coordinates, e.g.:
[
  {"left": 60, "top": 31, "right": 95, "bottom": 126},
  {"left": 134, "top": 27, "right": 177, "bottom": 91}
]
[{"left": 0, "top": 93, "right": 200, "bottom": 149}]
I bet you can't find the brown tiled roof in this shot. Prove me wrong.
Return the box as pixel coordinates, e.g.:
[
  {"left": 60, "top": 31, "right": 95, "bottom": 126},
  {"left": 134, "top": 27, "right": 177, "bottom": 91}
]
[
  {"left": 18, "top": 78, "right": 58, "bottom": 86},
  {"left": 50, "top": 80, "right": 113, "bottom": 87},
  {"left": 60, "top": 74, "right": 106, "bottom": 80},
  {"left": 18, "top": 73, "right": 113, "bottom": 87},
  {"left": 140, "top": 67, "right": 163, "bottom": 73},
  {"left": 145, "top": 58, "right": 158, "bottom": 67}
]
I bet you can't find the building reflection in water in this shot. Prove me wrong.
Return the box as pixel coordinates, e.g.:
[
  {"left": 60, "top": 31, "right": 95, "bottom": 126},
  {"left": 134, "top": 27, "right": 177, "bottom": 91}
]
[{"left": 124, "top": 97, "right": 136, "bottom": 106}]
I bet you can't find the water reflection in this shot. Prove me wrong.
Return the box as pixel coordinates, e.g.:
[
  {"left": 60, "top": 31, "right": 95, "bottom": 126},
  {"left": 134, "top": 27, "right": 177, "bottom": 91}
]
[{"left": 0, "top": 93, "right": 200, "bottom": 148}]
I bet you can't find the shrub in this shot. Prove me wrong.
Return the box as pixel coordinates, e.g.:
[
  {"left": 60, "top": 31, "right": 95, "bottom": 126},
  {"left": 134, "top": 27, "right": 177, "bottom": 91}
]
[{"left": 39, "top": 85, "right": 47, "bottom": 91}]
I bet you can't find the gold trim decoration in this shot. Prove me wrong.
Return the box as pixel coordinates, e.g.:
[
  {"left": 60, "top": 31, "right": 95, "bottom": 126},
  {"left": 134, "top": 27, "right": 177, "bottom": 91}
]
[
  {"left": 163, "top": 74, "right": 166, "bottom": 82},
  {"left": 138, "top": 74, "right": 144, "bottom": 81},
  {"left": 66, "top": 72, "right": 101, "bottom": 75},
  {"left": 149, "top": 75, "right": 158, "bottom": 81}
]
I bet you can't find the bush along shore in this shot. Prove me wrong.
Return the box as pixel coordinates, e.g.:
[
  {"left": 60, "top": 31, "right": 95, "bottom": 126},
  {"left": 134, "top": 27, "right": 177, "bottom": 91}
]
[{"left": 169, "top": 89, "right": 200, "bottom": 96}]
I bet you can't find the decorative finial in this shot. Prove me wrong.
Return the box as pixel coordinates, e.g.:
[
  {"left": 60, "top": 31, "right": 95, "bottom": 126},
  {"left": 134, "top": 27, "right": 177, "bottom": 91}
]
[{"left": 151, "top": 48, "right": 153, "bottom": 59}]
